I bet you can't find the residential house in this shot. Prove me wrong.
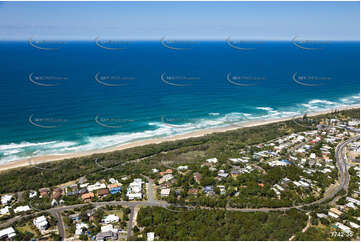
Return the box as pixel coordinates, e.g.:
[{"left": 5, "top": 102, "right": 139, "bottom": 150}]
[
  {"left": 108, "top": 184, "right": 122, "bottom": 195},
  {"left": 188, "top": 189, "right": 198, "bottom": 196},
  {"left": 0, "top": 206, "right": 10, "bottom": 216},
  {"left": 33, "top": 216, "right": 49, "bottom": 231},
  {"left": 39, "top": 188, "right": 50, "bottom": 198},
  {"left": 52, "top": 187, "right": 63, "bottom": 199},
  {"left": 126, "top": 179, "right": 143, "bottom": 200},
  {"left": 160, "top": 188, "right": 170, "bottom": 197},
  {"left": 81, "top": 192, "right": 95, "bottom": 202},
  {"left": 1, "top": 194, "right": 13, "bottom": 205},
  {"left": 0, "top": 227, "right": 16, "bottom": 240},
  {"left": 103, "top": 214, "right": 119, "bottom": 224},
  {"left": 203, "top": 186, "right": 214, "bottom": 196},
  {"left": 97, "top": 188, "right": 110, "bottom": 198},
  {"left": 87, "top": 182, "right": 106, "bottom": 192},
  {"left": 206, "top": 158, "right": 218, "bottom": 164},
  {"left": 14, "top": 205, "right": 31, "bottom": 213},
  {"left": 193, "top": 172, "right": 202, "bottom": 184},
  {"left": 75, "top": 223, "right": 88, "bottom": 235},
  {"left": 95, "top": 231, "right": 118, "bottom": 241},
  {"left": 147, "top": 232, "right": 155, "bottom": 241},
  {"left": 160, "top": 169, "right": 173, "bottom": 176}
]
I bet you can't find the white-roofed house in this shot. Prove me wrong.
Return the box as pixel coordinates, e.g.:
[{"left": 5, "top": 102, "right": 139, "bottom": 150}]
[
  {"left": 160, "top": 188, "right": 171, "bottom": 197},
  {"left": 206, "top": 158, "right": 218, "bottom": 163},
  {"left": 75, "top": 223, "right": 88, "bottom": 235},
  {"left": 14, "top": 205, "right": 31, "bottom": 213},
  {"left": 103, "top": 214, "right": 119, "bottom": 224},
  {"left": 33, "top": 216, "right": 49, "bottom": 231},
  {"left": 0, "top": 227, "right": 16, "bottom": 240},
  {"left": 147, "top": 232, "right": 155, "bottom": 241},
  {"left": 1, "top": 194, "right": 13, "bottom": 205}
]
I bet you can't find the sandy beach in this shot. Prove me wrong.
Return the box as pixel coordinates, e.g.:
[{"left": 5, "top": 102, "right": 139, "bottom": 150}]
[{"left": 0, "top": 105, "right": 359, "bottom": 172}]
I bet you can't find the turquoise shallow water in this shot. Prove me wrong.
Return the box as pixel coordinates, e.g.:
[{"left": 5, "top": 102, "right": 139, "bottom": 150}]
[{"left": 0, "top": 41, "right": 359, "bottom": 164}]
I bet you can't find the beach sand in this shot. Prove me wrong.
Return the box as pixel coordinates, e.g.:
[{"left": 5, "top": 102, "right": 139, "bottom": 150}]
[{"left": 0, "top": 105, "right": 359, "bottom": 172}]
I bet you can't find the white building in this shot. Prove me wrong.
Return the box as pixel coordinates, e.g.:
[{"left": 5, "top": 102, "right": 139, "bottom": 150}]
[
  {"left": 0, "top": 206, "right": 10, "bottom": 215},
  {"left": 103, "top": 214, "right": 119, "bottom": 224},
  {"left": 75, "top": 223, "right": 88, "bottom": 235},
  {"left": 0, "top": 227, "right": 16, "bottom": 240},
  {"left": 349, "top": 221, "right": 359, "bottom": 229},
  {"left": 87, "top": 182, "right": 106, "bottom": 192},
  {"left": 29, "top": 191, "right": 38, "bottom": 198},
  {"left": 177, "top": 165, "right": 188, "bottom": 170},
  {"left": 316, "top": 213, "right": 328, "bottom": 218},
  {"left": 1, "top": 194, "right": 13, "bottom": 205},
  {"left": 328, "top": 211, "right": 339, "bottom": 219},
  {"left": 346, "top": 202, "right": 357, "bottom": 209},
  {"left": 33, "top": 216, "right": 49, "bottom": 231},
  {"left": 346, "top": 197, "right": 360, "bottom": 206},
  {"left": 206, "top": 158, "right": 218, "bottom": 163},
  {"left": 147, "top": 232, "right": 155, "bottom": 241},
  {"left": 109, "top": 178, "right": 119, "bottom": 184},
  {"left": 162, "top": 174, "right": 174, "bottom": 182},
  {"left": 127, "top": 179, "right": 143, "bottom": 200},
  {"left": 101, "top": 224, "right": 117, "bottom": 233},
  {"left": 14, "top": 205, "right": 31, "bottom": 213},
  {"left": 334, "top": 222, "right": 351, "bottom": 233},
  {"left": 160, "top": 188, "right": 170, "bottom": 197}
]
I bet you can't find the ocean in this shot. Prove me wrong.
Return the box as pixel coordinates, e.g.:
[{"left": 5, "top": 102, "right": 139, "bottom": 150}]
[{"left": 0, "top": 40, "right": 359, "bottom": 164}]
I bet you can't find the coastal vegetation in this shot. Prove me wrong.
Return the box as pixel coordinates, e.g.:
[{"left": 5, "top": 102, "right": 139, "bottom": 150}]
[{"left": 0, "top": 108, "right": 358, "bottom": 194}]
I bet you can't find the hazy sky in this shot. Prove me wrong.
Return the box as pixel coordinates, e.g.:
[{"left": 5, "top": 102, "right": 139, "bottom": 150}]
[{"left": 0, "top": 1, "right": 359, "bottom": 40}]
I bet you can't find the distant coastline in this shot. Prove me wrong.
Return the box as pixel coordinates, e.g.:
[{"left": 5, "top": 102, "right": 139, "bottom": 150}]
[{"left": 0, "top": 104, "right": 358, "bottom": 172}]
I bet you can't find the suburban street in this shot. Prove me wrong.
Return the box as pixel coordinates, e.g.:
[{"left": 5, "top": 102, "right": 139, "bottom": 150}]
[{"left": 0, "top": 135, "right": 358, "bottom": 240}]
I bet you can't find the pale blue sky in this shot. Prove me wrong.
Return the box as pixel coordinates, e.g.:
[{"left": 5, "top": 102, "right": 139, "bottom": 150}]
[{"left": 0, "top": 1, "right": 359, "bottom": 40}]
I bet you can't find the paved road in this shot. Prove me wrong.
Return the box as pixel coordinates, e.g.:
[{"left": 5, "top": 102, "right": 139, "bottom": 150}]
[
  {"left": 1, "top": 135, "right": 358, "bottom": 238},
  {"left": 143, "top": 176, "right": 155, "bottom": 202},
  {"left": 127, "top": 206, "right": 135, "bottom": 240},
  {"left": 49, "top": 210, "right": 65, "bottom": 240}
]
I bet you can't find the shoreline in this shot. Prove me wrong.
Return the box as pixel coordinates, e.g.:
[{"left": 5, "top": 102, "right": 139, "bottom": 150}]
[{"left": 0, "top": 104, "right": 359, "bottom": 172}]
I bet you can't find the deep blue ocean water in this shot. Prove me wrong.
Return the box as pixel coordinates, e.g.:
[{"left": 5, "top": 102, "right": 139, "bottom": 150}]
[{"left": 0, "top": 41, "right": 359, "bottom": 164}]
